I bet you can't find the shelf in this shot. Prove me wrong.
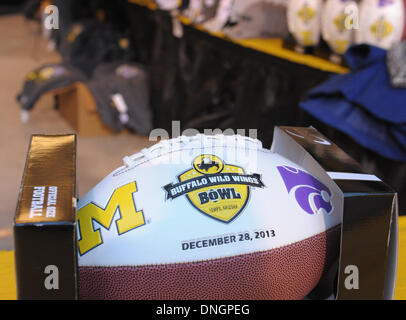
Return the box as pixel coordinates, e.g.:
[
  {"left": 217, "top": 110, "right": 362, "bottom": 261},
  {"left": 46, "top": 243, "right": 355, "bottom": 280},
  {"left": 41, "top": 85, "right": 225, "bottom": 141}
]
[{"left": 129, "top": 0, "right": 349, "bottom": 74}]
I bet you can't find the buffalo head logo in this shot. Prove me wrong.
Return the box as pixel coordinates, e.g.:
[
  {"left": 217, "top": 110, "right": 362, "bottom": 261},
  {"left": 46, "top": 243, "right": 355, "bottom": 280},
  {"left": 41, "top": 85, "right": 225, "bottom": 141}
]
[
  {"left": 193, "top": 155, "right": 224, "bottom": 175},
  {"left": 197, "top": 157, "right": 220, "bottom": 173},
  {"left": 277, "top": 166, "right": 333, "bottom": 215}
]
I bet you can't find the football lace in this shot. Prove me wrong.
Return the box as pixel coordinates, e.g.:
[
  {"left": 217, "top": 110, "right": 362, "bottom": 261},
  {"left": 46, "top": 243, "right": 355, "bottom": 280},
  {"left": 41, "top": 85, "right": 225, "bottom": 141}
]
[{"left": 122, "top": 134, "right": 263, "bottom": 167}]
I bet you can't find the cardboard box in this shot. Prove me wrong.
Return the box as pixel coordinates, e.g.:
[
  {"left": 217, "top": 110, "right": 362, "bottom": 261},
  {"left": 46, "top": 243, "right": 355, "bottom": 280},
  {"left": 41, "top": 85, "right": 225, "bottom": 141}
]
[
  {"left": 272, "top": 127, "right": 398, "bottom": 299},
  {"left": 55, "top": 83, "right": 116, "bottom": 137},
  {"left": 14, "top": 134, "right": 77, "bottom": 299}
]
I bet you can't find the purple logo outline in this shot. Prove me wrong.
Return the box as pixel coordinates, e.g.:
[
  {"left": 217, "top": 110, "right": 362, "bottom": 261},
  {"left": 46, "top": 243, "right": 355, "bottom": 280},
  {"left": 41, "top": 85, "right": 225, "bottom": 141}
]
[{"left": 277, "top": 166, "right": 333, "bottom": 215}]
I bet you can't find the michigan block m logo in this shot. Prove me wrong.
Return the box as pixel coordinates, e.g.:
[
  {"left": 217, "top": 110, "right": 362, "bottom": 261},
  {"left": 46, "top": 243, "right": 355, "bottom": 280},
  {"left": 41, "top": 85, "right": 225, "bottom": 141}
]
[{"left": 76, "top": 182, "right": 145, "bottom": 255}]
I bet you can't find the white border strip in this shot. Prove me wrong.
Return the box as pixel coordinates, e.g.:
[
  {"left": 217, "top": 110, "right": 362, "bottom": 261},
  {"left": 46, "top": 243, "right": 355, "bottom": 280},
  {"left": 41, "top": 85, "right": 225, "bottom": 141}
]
[{"left": 327, "top": 172, "right": 381, "bottom": 182}]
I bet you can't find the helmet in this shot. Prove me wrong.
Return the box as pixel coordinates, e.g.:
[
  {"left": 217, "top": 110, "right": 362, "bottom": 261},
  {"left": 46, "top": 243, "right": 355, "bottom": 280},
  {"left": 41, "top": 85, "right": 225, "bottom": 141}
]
[
  {"left": 321, "top": 0, "right": 357, "bottom": 54},
  {"left": 356, "top": 0, "right": 405, "bottom": 50},
  {"left": 287, "top": 0, "right": 323, "bottom": 47}
]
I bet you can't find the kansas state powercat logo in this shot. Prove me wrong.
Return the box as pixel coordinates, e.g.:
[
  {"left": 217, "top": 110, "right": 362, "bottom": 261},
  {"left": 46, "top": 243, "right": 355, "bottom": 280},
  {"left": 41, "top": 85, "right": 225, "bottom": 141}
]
[
  {"left": 164, "top": 155, "right": 264, "bottom": 223},
  {"left": 277, "top": 166, "right": 333, "bottom": 215}
]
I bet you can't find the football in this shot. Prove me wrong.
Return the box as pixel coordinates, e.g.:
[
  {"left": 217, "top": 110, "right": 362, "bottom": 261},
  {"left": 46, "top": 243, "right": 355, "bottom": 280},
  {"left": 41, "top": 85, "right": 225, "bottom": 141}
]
[
  {"left": 321, "top": 0, "right": 357, "bottom": 55},
  {"left": 76, "top": 134, "right": 342, "bottom": 300},
  {"left": 287, "top": 0, "right": 323, "bottom": 47},
  {"left": 356, "top": 0, "right": 406, "bottom": 50}
]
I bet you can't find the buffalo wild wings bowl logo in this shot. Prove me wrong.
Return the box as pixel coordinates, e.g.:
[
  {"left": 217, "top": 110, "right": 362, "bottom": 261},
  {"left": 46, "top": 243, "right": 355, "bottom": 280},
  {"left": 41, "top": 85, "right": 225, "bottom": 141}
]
[
  {"left": 277, "top": 166, "right": 333, "bottom": 215},
  {"left": 370, "top": 17, "right": 393, "bottom": 40},
  {"left": 298, "top": 3, "right": 316, "bottom": 24},
  {"left": 164, "top": 155, "right": 264, "bottom": 223}
]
